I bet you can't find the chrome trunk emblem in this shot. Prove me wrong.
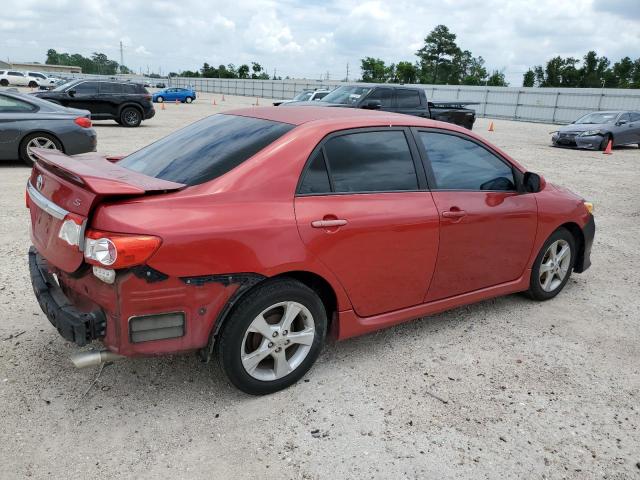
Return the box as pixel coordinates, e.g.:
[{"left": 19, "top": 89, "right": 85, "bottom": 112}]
[{"left": 36, "top": 175, "right": 43, "bottom": 191}]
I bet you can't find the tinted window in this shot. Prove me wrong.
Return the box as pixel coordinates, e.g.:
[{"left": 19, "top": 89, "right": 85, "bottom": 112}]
[
  {"left": 619, "top": 113, "right": 631, "bottom": 123},
  {"left": 419, "top": 132, "right": 515, "bottom": 191},
  {"left": 0, "top": 95, "right": 37, "bottom": 112},
  {"left": 397, "top": 89, "right": 421, "bottom": 108},
  {"left": 8, "top": 71, "right": 23, "bottom": 76},
  {"left": 630, "top": 112, "right": 640, "bottom": 122},
  {"left": 73, "top": 82, "right": 99, "bottom": 94},
  {"left": 123, "top": 83, "right": 138, "bottom": 94},
  {"left": 100, "top": 83, "right": 123, "bottom": 94},
  {"left": 314, "top": 92, "right": 328, "bottom": 100},
  {"left": 119, "top": 114, "right": 294, "bottom": 186},
  {"left": 299, "top": 150, "right": 331, "bottom": 194},
  {"left": 365, "top": 88, "right": 393, "bottom": 107},
  {"left": 324, "top": 131, "right": 418, "bottom": 193}
]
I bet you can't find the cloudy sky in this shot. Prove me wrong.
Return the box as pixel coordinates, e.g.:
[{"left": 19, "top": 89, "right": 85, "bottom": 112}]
[{"left": 1, "top": 0, "right": 639, "bottom": 85}]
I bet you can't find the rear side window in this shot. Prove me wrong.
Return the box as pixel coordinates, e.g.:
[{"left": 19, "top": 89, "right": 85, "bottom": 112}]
[
  {"left": 0, "top": 95, "right": 37, "bottom": 112},
  {"left": 630, "top": 112, "right": 640, "bottom": 122},
  {"left": 122, "top": 83, "right": 138, "bottom": 94},
  {"left": 419, "top": 132, "right": 515, "bottom": 191},
  {"left": 322, "top": 131, "right": 418, "bottom": 193},
  {"left": 73, "top": 82, "right": 99, "bottom": 94},
  {"left": 299, "top": 150, "right": 331, "bottom": 194},
  {"left": 100, "top": 83, "right": 123, "bottom": 94},
  {"left": 119, "top": 114, "right": 294, "bottom": 186},
  {"left": 397, "top": 89, "right": 421, "bottom": 108}
]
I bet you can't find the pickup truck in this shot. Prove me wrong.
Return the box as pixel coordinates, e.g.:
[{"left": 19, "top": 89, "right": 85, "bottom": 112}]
[{"left": 282, "top": 85, "right": 477, "bottom": 130}]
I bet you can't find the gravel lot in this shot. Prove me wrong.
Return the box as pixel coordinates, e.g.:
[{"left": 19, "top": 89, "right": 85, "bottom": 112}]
[{"left": 0, "top": 90, "right": 638, "bottom": 479}]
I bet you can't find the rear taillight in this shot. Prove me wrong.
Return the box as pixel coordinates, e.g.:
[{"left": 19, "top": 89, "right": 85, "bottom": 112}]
[
  {"left": 58, "top": 213, "right": 85, "bottom": 247},
  {"left": 84, "top": 230, "right": 161, "bottom": 269},
  {"left": 74, "top": 117, "right": 92, "bottom": 128},
  {"left": 144, "top": 94, "right": 152, "bottom": 100}
]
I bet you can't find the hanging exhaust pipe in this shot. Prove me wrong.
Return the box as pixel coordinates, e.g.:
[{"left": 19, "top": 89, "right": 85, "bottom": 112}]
[{"left": 70, "top": 350, "right": 124, "bottom": 369}]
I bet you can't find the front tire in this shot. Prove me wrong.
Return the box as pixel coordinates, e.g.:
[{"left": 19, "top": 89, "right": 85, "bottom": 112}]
[
  {"left": 185, "top": 96, "right": 193, "bottom": 103},
  {"left": 19, "top": 133, "right": 62, "bottom": 166},
  {"left": 216, "top": 279, "right": 327, "bottom": 395},
  {"left": 527, "top": 228, "right": 576, "bottom": 301},
  {"left": 119, "top": 107, "right": 142, "bottom": 127},
  {"left": 600, "top": 133, "right": 612, "bottom": 151}
]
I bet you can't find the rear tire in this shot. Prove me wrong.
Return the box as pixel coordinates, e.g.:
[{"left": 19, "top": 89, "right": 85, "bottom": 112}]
[
  {"left": 28, "top": 81, "right": 38, "bottom": 88},
  {"left": 527, "top": 228, "right": 576, "bottom": 301},
  {"left": 0, "top": 79, "right": 8, "bottom": 86},
  {"left": 216, "top": 279, "right": 327, "bottom": 395},
  {"left": 119, "top": 107, "right": 142, "bottom": 127},
  {"left": 19, "top": 133, "right": 63, "bottom": 167},
  {"left": 156, "top": 96, "right": 164, "bottom": 103}
]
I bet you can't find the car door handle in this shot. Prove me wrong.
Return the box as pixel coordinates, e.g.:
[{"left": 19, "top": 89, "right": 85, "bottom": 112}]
[
  {"left": 311, "top": 219, "right": 348, "bottom": 228},
  {"left": 442, "top": 210, "right": 467, "bottom": 218}
]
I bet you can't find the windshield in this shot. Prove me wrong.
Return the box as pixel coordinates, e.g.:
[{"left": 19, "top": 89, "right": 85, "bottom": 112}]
[
  {"left": 119, "top": 114, "right": 294, "bottom": 186},
  {"left": 320, "top": 86, "right": 372, "bottom": 105},
  {"left": 574, "top": 112, "right": 619, "bottom": 124},
  {"left": 293, "top": 91, "right": 313, "bottom": 101},
  {"left": 52, "top": 80, "right": 79, "bottom": 92}
]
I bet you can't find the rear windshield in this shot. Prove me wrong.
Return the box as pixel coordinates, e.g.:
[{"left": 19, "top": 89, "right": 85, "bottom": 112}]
[{"left": 119, "top": 114, "right": 294, "bottom": 186}]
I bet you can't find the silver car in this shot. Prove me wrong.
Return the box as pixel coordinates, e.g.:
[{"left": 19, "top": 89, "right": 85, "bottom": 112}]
[
  {"left": 552, "top": 111, "right": 640, "bottom": 150},
  {"left": 0, "top": 89, "right": 97, "bottom": 165}
]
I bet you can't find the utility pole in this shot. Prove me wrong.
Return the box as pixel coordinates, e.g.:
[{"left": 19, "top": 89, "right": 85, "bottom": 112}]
[
  {"left": 346, "top": 63, "right": 349, "bottom": 82},
  {"left": 273, "top": 67, "right": 276, "bottom": 79},
  {"left": 119, "top": 41, "right": 124, "bottom": 74}
]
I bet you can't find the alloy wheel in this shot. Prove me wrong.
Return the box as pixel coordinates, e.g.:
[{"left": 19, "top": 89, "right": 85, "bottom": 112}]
[
  {"left": 26, "top": 136, "right": 58, "bottom": 163},
  {"left": 240, "top": 301, "right": 315, "bottom": 381},
  {"left": 538, "top": 239, "right": 571, "bottom": 292}
]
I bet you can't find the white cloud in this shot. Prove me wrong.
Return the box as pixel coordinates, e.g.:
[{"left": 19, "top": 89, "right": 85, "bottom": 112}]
[{"left": 0, "top": 0, "right": 638, "bottom": 85}]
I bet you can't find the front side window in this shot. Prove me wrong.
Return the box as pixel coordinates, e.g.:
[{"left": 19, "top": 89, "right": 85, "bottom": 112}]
[
  {"left": 322, "top": 130, "right": 418, "bottom": 193},
  {"left": 397, "top": 89, "right": 421, "bottom": 108},
  {"left": 72, "top": 82, "right": 99, "bottom": 94},
  {"left": 364, "top": 88, "right": 393, "bottom": 107},
  {"left": 100, "top": 83, "right": 123, "bottom": 94},
  {"left": 119, "top": 114, "right": 294, "bottom": 186},
  {"left": 630, "top": 112, "right": 640, "bottom": 122},
  {"left": 0, "top": 95, "right": 37, "bottom": 112},
  {"left": 419, "top": 132, "right": 515, "bottom": 191},
  {"left": 320, "top": 86, "right": 372, "bottom": 105}
]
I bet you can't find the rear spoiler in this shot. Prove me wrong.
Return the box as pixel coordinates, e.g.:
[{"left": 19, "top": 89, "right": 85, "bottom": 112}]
[{"left": 31, "top": 148, "right": 185, "bottom": 195}]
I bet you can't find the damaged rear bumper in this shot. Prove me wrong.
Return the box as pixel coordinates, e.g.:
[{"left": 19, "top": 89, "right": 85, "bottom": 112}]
[{"left": 29, "top": 246, "right": 105, "bottom": 346}]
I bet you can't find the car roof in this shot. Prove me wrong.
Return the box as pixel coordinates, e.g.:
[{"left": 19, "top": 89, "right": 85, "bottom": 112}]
[{"left": 225, "top": 105, "right": 448, "bottom": 128}]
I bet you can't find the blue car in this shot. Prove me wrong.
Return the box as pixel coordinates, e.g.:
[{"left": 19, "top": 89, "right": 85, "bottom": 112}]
[{"left": 152, "top": 87, "right": 196, "bottom": 104}]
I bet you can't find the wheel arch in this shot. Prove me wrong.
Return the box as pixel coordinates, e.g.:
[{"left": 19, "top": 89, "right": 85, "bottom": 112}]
[
  {"left": 559, "top": 221, "right": 587, "bottom": 273},
  {"left": 201, "top": 269, "right": 341, "bottom": 362},
  {"left": 118, "top": 102, "right": 144, "bottom": 117},
  {"left": 19, "top": 130, "right": 66, "bottom": 153}
]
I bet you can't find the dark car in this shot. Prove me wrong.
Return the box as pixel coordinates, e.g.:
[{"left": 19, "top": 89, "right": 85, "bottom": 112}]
[
  {"left": 0, "top": 89, "right": 96, "bottom": 165},
  {"left": 283, "top": 85, "right": 477, "bottom": 129},
  {"left": 551, "top": 111, "right": 640, "bottom": 150},
  {"left": 155, "top": 82, "right": 166, "bottom": 88},
  {"left": 32, "top": 79, "right": 155, "bottom": 127}
]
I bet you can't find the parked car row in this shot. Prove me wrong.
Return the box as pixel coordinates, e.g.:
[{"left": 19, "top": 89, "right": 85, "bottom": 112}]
[{"left": 0, "top": 70, "right": 62, "bottom": 89}]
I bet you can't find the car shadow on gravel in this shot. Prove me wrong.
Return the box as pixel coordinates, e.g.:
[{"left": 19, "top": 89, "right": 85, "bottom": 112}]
[{"left": 24, "top": 292, "right": 537, "bottom": 407}]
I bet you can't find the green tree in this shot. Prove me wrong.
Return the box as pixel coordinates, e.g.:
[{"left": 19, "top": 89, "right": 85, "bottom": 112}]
[
  {"left": 416, "top": 25, "right": 460, "bottom": 84},
  {"left": 360, "top": 57, "right": 388, "bottom": 82},
  {"left": 396, "top": 61, "right": 418, "bottom": 83},
  {"left": 487, "top": 70, "right": 508, "bottom": 86},
  {"left": 522, "top": 69, "right": 535, "bottom": 87},
  {"left": 238, "top": 64, "right": 250, "bottom": 79}
]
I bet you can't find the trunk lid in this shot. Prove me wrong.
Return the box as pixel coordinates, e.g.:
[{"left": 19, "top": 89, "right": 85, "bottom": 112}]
[{"left": 27, "top": 148, "right": 185, "bottom": 273}]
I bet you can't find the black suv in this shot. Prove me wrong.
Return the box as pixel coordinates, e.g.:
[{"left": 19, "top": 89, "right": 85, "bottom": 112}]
[{"left": 33, "top": 80, "right": 155, "bottom": 127}]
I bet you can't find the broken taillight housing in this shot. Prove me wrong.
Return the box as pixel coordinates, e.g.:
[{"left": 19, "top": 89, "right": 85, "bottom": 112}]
[
  {"left": 58, "top": 213, "right": 85, "bottom": 247},
  {"left": 84, "top": 230, "right": 161, "bottom": 269}
]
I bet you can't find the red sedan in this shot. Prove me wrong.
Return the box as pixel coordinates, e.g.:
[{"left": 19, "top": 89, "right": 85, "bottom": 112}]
[{"left": 27, "top": 107, "right": 595, "bottom": 395}]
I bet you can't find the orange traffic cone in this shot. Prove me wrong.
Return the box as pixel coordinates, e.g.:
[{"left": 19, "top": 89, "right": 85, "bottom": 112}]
[
  {"left": 174, "top": 99, "right": 179, "bottom": 105},
  {"left": 212, "top": 97, "right": 217, "bottom": 106},
  {"left": 221, "top": 94, "right": 225, "bottom": 102},
  {"left": 603, "top": 139, "right": 613, "bottom": 154},
  {"left": 488, "top": 121, "right": 495, "bottom": 132},
  {"left": 255, "top": 97, "right": 259, "bottom": 106},
  {"left": 161, "top": 102, "right": 165, "bottom": 110}
]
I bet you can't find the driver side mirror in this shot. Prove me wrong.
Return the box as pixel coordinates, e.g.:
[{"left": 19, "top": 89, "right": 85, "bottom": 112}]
[
  {"left": 523, "top": 172, "right": 543, "bottom": 193},
  {"left": 67, "top": 89, "right": 76, "bottom": 97},
  {"left": 363, "top": 100, "right": 382, "bottom": 110}
]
